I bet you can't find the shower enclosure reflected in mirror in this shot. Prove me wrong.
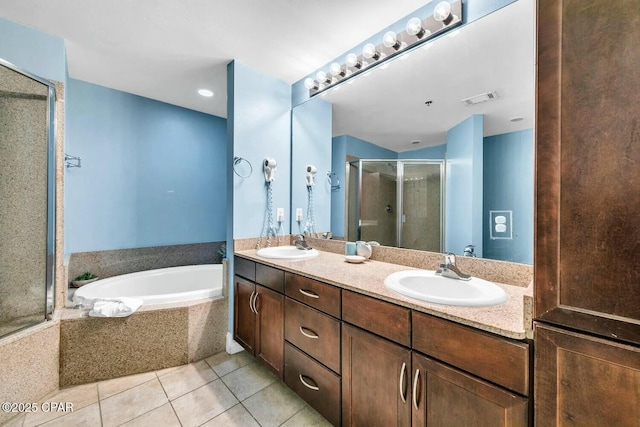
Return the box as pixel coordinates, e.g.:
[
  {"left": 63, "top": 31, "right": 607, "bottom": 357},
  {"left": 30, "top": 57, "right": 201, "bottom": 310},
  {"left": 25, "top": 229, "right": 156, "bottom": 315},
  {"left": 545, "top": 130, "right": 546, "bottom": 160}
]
[
  {"left": 347, "top": 159, "right": 443, "bottom": 252},
  {"left": 0, "top": 59, "right": 56, "bottom": 338}
]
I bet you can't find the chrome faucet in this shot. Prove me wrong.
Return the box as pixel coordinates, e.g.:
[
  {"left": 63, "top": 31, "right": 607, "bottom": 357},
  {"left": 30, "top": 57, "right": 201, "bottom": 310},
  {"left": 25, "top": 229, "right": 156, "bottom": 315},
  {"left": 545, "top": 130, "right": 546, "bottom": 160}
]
[
  {"left": 294, "top": 234, "right": 312, "bottom": 250},
  {"left": 435, "top": 253, "right": 471, "bottom": 281},
  {"left": 463, "top": 244, "right": 476, "bottom": 257}
]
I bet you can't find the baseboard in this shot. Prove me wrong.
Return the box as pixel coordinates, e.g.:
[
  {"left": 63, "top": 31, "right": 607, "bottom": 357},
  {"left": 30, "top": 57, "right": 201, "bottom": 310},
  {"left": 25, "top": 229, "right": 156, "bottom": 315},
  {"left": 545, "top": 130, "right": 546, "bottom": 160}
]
[{"left": 226, "top": 332, "right": 244, "bottom": 354}]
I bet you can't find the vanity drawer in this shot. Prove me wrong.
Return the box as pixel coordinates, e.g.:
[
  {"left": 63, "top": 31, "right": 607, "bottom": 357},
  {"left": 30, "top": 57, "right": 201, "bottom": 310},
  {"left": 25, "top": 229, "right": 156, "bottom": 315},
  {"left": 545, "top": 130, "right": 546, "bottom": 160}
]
[
  {"left": 234, "top": 256, "right": 255, "bottom": 282},
  {"left": 255, "top": 263, "right": 284, "bottom": 293},
  {"left": 342, "top": 290, "right": 411, "bottom": 347},
  {"left": 285, "top": 297, "right": 341, "bottom": 373},
  {"left": 285, "top": 272, "right": 341, "bottom": 318},
  {"left": 285, "top": 342, "right": 341, "bottom": 427},
  {"left": 412, "top": 311, "right": 530, "bottom": 396}
]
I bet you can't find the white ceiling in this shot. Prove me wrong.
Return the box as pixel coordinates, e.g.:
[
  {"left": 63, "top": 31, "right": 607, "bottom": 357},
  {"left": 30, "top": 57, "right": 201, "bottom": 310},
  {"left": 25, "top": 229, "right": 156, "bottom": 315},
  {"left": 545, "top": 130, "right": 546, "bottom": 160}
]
[{"left": 0, "top": 0, "right": 534, "bottom": 152}]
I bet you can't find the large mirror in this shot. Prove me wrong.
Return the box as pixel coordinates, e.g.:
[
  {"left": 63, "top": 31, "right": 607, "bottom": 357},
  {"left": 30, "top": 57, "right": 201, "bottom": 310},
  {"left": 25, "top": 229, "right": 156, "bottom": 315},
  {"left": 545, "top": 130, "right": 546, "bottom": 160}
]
[{"left": 292, "top": 0, "right": 535, "bottom": 264}]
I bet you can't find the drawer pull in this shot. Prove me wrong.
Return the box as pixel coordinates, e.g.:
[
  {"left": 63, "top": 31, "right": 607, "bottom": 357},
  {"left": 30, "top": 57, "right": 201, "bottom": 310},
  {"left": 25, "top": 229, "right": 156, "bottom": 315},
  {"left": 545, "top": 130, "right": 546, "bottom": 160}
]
[
  {"left": 299, "top": 289, "right": 320, "bottom": 299},
  {"left": 299, "top": 326, "right": 320, "bottom": 339},
  {"left": 399, "top": 362, "right": 407, "bottom": 403},
  {"left": 299, "top": 374, "right": 320, "bottom": 391},
  {"left": 412, "top": 369, "right": 420, "bottom": 410}
]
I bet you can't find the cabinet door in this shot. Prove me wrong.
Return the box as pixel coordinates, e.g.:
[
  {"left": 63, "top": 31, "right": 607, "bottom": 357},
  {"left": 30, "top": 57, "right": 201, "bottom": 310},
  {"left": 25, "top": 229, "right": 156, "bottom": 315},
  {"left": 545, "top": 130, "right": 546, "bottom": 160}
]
[
  {"left": 412, "top": 353, "right": 528, "bottom": 427},
  {"left": 254, "top": 284, "right": 284, "bottom": 378},
  {"left": 342, "top": 323, "right": 411, "bottom": 427},
  {"left": 234, "top": 275, "right": 255, "bottom": 354},
  {"left": 536, "top": 0, "right": 640, "bottom": 345},
  {"left": 535, "top": 324, "right": 640, "bottom": 427}
]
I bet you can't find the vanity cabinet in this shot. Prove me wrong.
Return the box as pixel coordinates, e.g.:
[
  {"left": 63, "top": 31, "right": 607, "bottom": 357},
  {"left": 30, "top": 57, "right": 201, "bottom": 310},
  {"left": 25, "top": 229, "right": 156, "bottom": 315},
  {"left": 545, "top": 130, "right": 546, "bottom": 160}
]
[{"left": 233, "top": 258, "right": 284, "bottom": 378}]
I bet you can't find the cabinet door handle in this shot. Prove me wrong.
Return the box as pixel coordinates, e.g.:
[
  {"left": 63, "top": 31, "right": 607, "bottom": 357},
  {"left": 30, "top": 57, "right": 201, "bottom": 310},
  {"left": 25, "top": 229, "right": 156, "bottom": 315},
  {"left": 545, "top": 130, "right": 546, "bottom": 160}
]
[
  {"left": 299, "top": 289, "right": 320, "bottom": 299},
  {"left": 299, "top": 326, "right": 319, "bottom": 339},
  {"left": 299, "top": 374, "right": 320, "bottom": 391},
  {"left": 412, "top": 369, "right": 420, "bottom": 410},
  {"left": 249, "top": 291, "right": 257, "bottom": 314},
  {"left": 252, "top": 292, "right": 259, "bottom": 313},
  {"left": 399, "top": 362, "right": 407, "bottom": 403}
]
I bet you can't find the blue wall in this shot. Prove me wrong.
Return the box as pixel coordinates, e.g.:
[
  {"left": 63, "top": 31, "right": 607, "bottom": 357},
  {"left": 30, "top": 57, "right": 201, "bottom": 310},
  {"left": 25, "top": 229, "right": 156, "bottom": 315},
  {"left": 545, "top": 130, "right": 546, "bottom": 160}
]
[
  {"left": 399, "top": 144, "right": 446, "bottom": 159},
  {"left": 483, "top": 129, "right": 533, "bottom": 263},
  {"left": 65, "top": 78, "right": 227, "bottom": 253},
  {"left": 445, "top": 115, "right": 484, "bottom": 256},
  {"left": 291, "top": 98, "right": 332, "bottom": 234},
  {"left": 0, "top": 17, "right": 66, "bottom": 83},
  {"left": 228, "top": 61, "right": 292, "bottom": 240}
]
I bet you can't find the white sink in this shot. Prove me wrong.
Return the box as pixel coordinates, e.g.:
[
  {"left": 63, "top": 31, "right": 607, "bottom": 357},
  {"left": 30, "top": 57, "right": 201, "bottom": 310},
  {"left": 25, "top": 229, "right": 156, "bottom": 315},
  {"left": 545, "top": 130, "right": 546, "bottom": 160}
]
[
  {"left": 256, "top": 246, "right": 319, "bottom": 260},
  {"left": 384, "top": 270, "right": 508, "bottom": 307}
]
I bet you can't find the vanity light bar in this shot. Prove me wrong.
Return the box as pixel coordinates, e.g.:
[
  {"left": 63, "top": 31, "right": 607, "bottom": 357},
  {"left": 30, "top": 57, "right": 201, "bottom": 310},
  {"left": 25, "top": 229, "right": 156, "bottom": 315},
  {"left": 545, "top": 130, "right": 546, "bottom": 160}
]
[{"left": 305, "top": 0, "right": 462, "bottom": 97}]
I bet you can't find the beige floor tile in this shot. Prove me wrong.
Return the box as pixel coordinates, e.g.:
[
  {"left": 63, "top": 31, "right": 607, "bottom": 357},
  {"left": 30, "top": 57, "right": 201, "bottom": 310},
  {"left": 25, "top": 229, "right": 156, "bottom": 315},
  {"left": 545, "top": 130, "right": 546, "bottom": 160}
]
[
  {"left": 119, "top": 403, "right": 181, "bottom": 427},
  {"left": 38, "top": 403, "right": 101, "bottom": 427},
  {"left": 100, "top": 379, "right": 168, "bottom": 427},
  {"left": 242, "top": 381, "right": 307, "bottom": 427},
  {"left": 155, "top": 364, "right": 183, "bottom": 377},
  {"left": 280, "top": 406, "right": 333, "bottom": 427},
  {"left": 158, "top": 360, "right": 218, "bottom": 400},
  {"left": 1, "top": 414, "right": 24, "bottom": 427},
  {"left": 171, "top": 379, "right": 238, "bottom": 427},
  {"left": 220, "top": 362, "right": 277, "bottom": 401},
  {"left": 23, "top": 383, "right": 98, "bottom": 427},
  {"left": 98, "top": 371, "right": 157, "bottom": 400},
  {"left": 200, "top": 403, "right": 260, "bottom": 427},
  {"left": 205, "top": 350, "right": 255, "bottom": 377}
]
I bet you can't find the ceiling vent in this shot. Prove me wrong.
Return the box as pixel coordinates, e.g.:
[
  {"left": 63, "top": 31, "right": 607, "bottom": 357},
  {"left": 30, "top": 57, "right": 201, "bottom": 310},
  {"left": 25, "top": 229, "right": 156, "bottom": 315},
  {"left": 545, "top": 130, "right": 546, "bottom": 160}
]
[{"left": 461, "top": 90, "right": 498, "bottom": 106}]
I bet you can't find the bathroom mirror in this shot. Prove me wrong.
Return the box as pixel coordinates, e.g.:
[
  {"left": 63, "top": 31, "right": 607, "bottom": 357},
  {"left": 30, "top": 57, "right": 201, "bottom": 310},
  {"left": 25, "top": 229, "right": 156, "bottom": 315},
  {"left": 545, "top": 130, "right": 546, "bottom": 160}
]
[{"left": 291, "top": 0, "right": 535, "bottom": 264}]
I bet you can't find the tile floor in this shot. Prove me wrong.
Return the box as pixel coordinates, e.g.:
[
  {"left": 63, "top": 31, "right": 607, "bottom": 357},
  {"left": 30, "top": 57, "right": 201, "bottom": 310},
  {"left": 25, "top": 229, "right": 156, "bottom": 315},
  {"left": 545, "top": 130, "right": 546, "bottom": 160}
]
[{"left": 4, "top": 351, "right": 331, "bottom": 427}]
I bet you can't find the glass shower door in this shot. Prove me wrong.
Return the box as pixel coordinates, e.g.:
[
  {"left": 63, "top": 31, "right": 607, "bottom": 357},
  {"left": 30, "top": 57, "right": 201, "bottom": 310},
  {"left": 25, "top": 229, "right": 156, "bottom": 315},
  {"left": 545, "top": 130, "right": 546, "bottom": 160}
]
[
  {"left": 400, "top": 162, "right": 443, "bottom": 252},
  {"left": 358, "top": 161, "right": 397, "bottom": 246},
  {"left": 0, "top": 60, "right": 55, "bottom": 338}
]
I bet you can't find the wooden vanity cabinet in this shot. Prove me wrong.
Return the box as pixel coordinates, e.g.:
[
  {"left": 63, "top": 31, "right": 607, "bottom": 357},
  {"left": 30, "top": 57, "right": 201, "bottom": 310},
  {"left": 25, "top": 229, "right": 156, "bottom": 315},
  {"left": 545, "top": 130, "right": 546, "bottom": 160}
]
[
  {"left": 411, "top": 353, "right": 528, "bottom": 427},
  {"left": 233, "top": 258, "right": 284, "bottom": 378}
]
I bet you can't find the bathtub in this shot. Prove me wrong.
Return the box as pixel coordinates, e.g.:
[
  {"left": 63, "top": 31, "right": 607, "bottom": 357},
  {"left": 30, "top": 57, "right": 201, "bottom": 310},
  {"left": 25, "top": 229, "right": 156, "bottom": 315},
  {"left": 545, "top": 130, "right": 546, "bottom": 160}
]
[{"left": 73, "top": 264, "right": 223, "bottom": 305}]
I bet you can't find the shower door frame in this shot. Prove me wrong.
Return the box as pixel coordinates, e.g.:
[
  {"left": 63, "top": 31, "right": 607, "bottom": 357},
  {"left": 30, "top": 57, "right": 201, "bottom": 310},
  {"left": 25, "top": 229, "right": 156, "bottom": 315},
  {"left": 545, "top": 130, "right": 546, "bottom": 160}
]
[
  {"left": 0, "top": 57, "right": 57, "bottom": 325},
  {"left": 347, "top": 159, "right": 445, "bottom": 250}
]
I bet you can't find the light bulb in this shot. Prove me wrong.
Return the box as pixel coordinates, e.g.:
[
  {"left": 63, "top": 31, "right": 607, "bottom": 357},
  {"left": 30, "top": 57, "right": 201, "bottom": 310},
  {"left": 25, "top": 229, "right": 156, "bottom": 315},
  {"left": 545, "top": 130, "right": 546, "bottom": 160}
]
[
  {"left": 330, "top": 62, "right": 344, "bottom": 77},
  {"left": 433, "top": 1, "right": 452, "bottom": 23},
  {"left": 304, "top": 78, "right": 316, "bottom": 90},
  {"left": 406, "top": 17, "right": 423, "bottom": 36},
  {"left": 383, "top": 31, "right": 397, "bottom": 48},
  {"left": 362, "top": 43, "right": 380, "bottom": 60},
  {"left": 346, "top": 53, "right": 361, "bottom": 68},
  {"left": 316, "top": 71, "right": 329, "bottom": 83}
]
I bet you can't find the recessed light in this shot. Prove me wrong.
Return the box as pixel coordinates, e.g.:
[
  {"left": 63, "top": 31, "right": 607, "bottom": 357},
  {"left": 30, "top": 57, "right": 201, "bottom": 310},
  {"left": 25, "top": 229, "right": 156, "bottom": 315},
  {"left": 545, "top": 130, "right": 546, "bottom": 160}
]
[
  {"left": 424, "top": 100, "right": 433, "bottom": 106},
  {"left": 198, "top": 89, "right": 214, "bottom": 97},
  {"left": 510, "top": 116, "right": 524, "bottom": 122}
]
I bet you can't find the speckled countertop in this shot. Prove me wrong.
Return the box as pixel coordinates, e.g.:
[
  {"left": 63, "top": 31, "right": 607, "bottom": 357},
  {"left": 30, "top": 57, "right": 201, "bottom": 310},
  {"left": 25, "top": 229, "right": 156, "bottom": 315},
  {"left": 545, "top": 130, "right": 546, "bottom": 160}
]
[{"left": 236, "top": 249, "right": 533, "bottom": 340}]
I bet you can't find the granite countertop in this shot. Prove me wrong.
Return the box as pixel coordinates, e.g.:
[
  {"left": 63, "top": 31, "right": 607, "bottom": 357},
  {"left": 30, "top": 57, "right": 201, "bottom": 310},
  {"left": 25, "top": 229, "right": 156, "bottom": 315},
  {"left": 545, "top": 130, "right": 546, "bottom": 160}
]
[{"left": 236, "top": 249, "right": 533, "bottom": 340}]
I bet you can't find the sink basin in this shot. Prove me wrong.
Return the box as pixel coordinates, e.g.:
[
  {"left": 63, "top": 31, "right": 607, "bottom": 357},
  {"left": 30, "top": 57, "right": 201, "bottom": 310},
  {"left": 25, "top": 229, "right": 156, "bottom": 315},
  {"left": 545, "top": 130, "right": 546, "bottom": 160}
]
[
  {"left": 256, "top": 246, "right": 319, "bottom": 260},
  {"left": 384, "top": 270, "right": 508, "bottom": 307}
]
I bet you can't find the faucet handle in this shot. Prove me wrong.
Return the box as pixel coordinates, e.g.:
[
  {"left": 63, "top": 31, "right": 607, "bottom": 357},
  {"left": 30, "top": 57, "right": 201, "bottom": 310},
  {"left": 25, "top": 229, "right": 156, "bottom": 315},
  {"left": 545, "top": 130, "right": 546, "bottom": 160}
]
[{"left": 445, "top": 253, "right": 457, "bottom": 265}]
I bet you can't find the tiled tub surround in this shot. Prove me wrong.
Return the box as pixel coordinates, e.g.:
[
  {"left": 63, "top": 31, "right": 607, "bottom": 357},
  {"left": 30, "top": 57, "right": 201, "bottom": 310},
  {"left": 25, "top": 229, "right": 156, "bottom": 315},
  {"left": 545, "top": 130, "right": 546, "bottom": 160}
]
[
  {"left": 67, "top": 241, "right": 225, "bottom": 286},
  {"left": 236, "top": 248, "right": 533, "bottom": 339},
  {"left": 58, "top": 296, "right": 227, "bottom": 387}
]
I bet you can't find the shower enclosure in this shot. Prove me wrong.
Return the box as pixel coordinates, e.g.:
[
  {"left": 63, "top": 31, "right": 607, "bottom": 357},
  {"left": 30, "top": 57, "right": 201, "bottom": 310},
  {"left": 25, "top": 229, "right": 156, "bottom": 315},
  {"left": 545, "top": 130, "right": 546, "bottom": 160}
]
[
  {"left": 0, "top": 59, "right": 56, "bottom": 338},
  {"left": 347, "top": 159, "right": 444, "bottom": 252}
]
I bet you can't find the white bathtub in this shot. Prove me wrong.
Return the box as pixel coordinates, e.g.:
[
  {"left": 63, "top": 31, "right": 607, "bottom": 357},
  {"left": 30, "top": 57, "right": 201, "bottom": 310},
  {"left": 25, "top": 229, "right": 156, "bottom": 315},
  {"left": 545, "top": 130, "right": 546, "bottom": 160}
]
[{"left": 73, "top": 264, "right": 223, "bottom": 305}]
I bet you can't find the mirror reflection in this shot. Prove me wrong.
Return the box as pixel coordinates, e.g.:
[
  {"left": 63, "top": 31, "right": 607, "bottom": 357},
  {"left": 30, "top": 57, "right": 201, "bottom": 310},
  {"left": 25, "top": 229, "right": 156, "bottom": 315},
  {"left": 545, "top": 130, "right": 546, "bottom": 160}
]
[{"left": 297, "top": 0, "right": 535, "bottom": 264}]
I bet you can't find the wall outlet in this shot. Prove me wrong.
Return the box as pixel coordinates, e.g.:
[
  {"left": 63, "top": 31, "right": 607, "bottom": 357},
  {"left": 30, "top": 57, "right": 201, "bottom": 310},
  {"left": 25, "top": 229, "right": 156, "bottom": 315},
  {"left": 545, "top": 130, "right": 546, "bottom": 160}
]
[
  {"left": 277, "top": 208, "right": 285, "bottom": 222},
  {"left": 296, "top": 208, "right": 303, "bottom": 221}
]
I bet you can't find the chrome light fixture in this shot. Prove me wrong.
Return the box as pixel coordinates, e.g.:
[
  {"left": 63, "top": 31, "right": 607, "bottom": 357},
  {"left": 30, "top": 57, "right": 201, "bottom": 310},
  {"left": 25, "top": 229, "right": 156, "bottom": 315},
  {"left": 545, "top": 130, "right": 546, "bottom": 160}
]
[{"left": 303, "top": 0, "right": 462, "bottom": 96}]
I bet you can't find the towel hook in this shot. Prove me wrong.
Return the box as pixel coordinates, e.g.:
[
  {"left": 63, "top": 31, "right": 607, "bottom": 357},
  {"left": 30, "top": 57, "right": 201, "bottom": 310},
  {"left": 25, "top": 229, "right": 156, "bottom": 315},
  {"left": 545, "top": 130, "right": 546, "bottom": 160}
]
[
  {"left": 327, "top": 171, "right": 340, "bottom": 190},
  {"left": 65, "top": 154, "right": 81, "bottom": 168}
]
